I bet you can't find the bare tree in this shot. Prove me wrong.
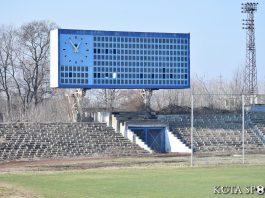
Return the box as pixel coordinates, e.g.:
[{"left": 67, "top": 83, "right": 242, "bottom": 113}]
[
  {"left": 15, "top": 21, "right": 57, "bottom": 110},
  {"left": 229, "top": 67, "right": 244, "bottom": 94},
  {"left": 0, "top": 26, "right": 16, "bottom": 117},
  {"left": 95, "top": 89, "right": 122, "bottom": 111},
  {"left": 119, "top": 89, "right": 144, "bottom": 111}
]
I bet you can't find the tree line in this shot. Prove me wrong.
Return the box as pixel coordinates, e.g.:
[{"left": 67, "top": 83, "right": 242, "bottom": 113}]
[{"left": 0, "top": 20, "right": 262, "bottom": 123}]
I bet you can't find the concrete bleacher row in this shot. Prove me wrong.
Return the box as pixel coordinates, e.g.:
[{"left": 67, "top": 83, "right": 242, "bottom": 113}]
[
  {"left": 158, "top": 113, "right": 265, "bottom": 154},
  {"left": 249, "top": 112, "right": 265, "bottom": 138},
  {"left": 0, "top": 122, "right": 149, "bottom": 161},
  {"left": 1, "top": 112, "right": 264, "bottom": 162}
]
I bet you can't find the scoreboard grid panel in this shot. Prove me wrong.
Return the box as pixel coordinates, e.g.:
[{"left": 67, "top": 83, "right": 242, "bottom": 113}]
[
  {"left": 93, "top": 36, "right": 189, "bottom": 86},
  {"left": 52, "top": 29, "right": 190, "bottom": 89}
]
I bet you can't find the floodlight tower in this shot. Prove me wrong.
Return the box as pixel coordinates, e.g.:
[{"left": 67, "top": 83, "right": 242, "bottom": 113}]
[{"left": 241, "top": 1, "right": 258, "bottom": 104}]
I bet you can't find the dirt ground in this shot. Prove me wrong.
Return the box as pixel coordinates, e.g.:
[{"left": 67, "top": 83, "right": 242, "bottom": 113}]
[
  {"left": 0, "top": 154, "right": 190, "bottom": 172},
  {"left": 0, "top": 153, "right": 264, "bottom": 173}
]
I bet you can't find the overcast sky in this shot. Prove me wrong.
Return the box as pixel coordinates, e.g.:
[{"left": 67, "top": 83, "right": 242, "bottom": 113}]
[{"left": 0, "top": 0, "right": 264, "bottom": 81}]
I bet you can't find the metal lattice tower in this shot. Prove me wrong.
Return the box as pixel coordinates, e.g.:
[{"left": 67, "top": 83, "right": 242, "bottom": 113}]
[{"left": 241, "top": 2, "right": 258, "bottom": 99}]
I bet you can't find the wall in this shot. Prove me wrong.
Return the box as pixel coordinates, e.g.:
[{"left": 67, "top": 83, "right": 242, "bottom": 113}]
[{"left": 165, "top": 127, "right": 191, "bottom": 153}]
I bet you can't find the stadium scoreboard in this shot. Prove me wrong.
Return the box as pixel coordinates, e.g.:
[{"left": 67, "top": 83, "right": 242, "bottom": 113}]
[{"left": 50, "top": 29, "right": 190, "bottom": 89}]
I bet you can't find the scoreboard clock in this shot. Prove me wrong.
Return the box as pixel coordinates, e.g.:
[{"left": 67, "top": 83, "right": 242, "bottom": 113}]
[
  {"left": 50, "top": 29, "right": 94, "bottom": 88},
  {"left": 50, "top": 29, "right": 190, "bottom": 89},
  {"left": 60, "top": 34, "right": 91, "bottom": 66}
]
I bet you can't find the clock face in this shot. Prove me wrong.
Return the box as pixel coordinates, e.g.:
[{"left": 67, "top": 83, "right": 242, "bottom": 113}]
[{"left": 59, "top": 34, "right": 93, "bottom": 66}]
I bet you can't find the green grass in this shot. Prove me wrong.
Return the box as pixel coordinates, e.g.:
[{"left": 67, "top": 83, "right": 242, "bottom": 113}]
[{"left": 0, "top": 165, "right": 264, "bottom": 198}]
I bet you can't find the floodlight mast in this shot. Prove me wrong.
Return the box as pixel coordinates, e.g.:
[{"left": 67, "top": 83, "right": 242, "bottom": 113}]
[{"left": 241, "top": 2, "right": 258, "bottom": 104}]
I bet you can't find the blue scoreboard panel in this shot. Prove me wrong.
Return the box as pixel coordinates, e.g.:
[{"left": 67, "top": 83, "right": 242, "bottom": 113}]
[{"left": 50, "top": 29, "right": 190, "bottom": 89}]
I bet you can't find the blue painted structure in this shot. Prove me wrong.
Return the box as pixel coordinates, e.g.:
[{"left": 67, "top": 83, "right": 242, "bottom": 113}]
[
  {"left": 129, "top": 127, "right": 166, "bottom": 153},
  {"left": 51, "top": 29, "right": 190, "bottom": 89}
]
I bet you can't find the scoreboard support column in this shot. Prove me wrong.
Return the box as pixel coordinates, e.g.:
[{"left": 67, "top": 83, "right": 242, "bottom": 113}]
[
  {"left": 141, "top": 89, "right": 154, "bottom": 113},
  {"left": 65, "top": 89, "right": 88, "bottom": 122}
]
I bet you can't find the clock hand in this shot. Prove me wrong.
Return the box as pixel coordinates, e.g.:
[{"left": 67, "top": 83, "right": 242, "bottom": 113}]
[
  {"left": 76, "top": 42, "right": 81, "bottom": 53},
  {"left": 69, "top": 40, "right": 75, "bottom": 48},
  {"left": 69, "top": 40, "right": 77, "bottom": 52}
]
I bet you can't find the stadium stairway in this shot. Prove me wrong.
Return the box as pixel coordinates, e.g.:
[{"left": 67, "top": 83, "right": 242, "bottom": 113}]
[
  {"left": 111, "top": 112, "right": 191, "bottom": 154},
  {"left": 0, "top": 122, "right": 150, "bottom": 162},
  {"left": 126, "top": 128, "right": 153, "bottom": 153}
]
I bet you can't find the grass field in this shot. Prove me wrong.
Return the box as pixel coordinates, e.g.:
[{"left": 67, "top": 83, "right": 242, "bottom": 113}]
[{"left": 0, "top": 164, "right": 264, "bottom": 198}]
